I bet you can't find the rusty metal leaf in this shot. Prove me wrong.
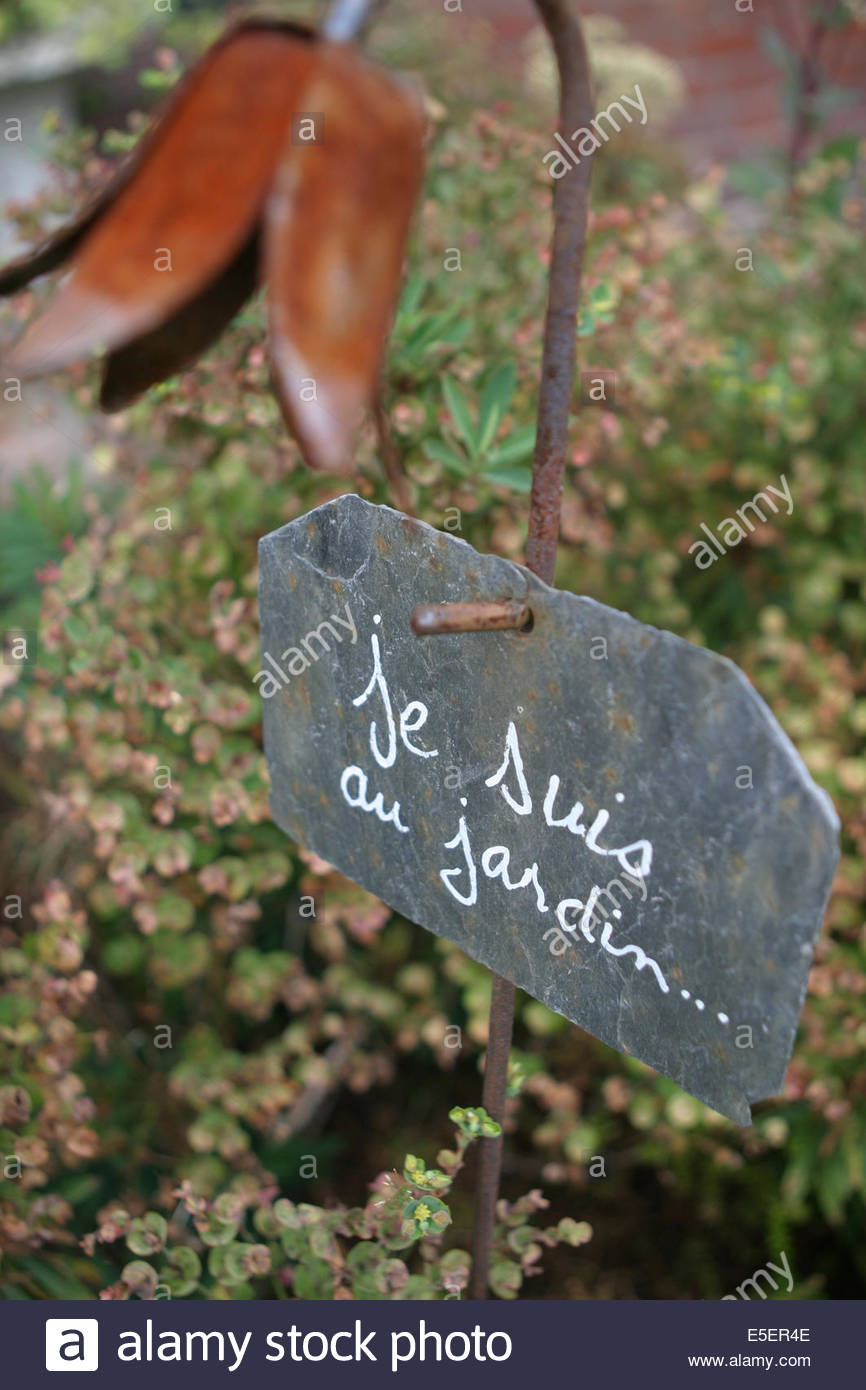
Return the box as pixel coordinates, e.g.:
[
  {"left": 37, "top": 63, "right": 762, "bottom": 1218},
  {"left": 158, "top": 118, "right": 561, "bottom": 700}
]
[
  {"left": 99, "top": 236, "right": 259, "bottom": 410},
  {"left": 0, "top": 183, "right": 116, "bottom": 298},
  {"left": 4, "top": 24, "right": 317, "bottom": 378},
  {"left": 265, "top": 44, "right": 426, "bottom": 472}
]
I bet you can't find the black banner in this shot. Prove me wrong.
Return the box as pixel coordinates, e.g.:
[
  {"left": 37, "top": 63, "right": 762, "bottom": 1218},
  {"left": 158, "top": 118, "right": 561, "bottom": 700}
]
[{"left": 5, "top": 1297, "right": 858, "bottom": 1387}]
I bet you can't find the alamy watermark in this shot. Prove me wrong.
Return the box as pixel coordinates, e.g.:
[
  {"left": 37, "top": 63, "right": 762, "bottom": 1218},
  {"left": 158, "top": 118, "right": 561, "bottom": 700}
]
[
  {"left": 542, "top": 84, "right": 648, "bottom": 179},
  {"left": 254, "top": 603, "right": 357, "bottom": 698},
  {"left": 689, "top": 474, "right": 793, "bottom": 569},
  {"left": 722, "top": 1251, "right": 793, "bottom": 1301},
  {"left": 542, "top": 866, "right": 648, "bottom": 958}
]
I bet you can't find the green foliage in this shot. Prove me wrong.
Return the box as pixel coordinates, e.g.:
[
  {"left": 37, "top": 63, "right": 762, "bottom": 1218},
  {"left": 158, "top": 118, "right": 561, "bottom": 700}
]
[
  {"left": 0, "top": 92, "right": 863, "bottom": 1301},
  {"left": 0, "top": 1, "right": 141, "bottom": 62},
  {"left": 0, "top": 465, "right": 89, "bottom": 628},
  {"left": 0, "top": 1, "right": 72, "bottom": 43},
  {"left": 0, "top": 0, "right": 217, "bottom": 67},
  {"left": 428, "top": 366, "right": 536, "bottom": 492},
  {"left": 69, "top": 1110, "right": 574, "bottom": 1300},
  {"left": 390, "top": 272, "right": 471, "bottom": 375}
]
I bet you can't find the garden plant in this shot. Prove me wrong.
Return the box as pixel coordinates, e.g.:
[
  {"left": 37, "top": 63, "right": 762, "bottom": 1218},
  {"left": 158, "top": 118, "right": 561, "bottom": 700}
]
[{"left": 0, "top": 0, "right": 863, "bottom": 1304}]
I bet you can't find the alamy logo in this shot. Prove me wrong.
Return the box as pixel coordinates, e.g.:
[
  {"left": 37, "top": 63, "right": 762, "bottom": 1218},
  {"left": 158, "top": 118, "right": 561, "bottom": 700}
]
[{"left": 45, "top": 1319, "right": 99, "bottom": 1372}]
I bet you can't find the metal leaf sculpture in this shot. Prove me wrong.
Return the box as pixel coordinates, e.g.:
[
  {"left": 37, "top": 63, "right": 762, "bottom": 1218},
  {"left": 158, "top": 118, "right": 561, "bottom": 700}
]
[{"left": 0, "top": 20, "right": 427, "bottom": 473}]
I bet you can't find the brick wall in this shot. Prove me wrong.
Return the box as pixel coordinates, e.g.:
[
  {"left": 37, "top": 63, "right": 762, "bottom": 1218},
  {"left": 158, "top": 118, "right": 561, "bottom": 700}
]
[{"left": 469, "top": 0, "right": 866, "bottom": 163}]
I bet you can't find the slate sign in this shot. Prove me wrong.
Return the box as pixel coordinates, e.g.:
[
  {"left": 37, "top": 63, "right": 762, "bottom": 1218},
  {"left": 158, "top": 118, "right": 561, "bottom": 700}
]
[{"left": 258, "top": 495, "right": 839, "bottom": 1124}]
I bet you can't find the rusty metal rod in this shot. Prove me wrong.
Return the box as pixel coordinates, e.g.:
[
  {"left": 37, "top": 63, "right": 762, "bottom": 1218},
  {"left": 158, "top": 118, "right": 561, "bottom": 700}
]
[
  {"left": 411, "top": 599, "right": 531, "bottom": 636},
  {"left": 469, "top": 0, "right": 593, "bottom": 1301},
  {"left": 525, "top": 0, "right": 593, "bottom": 588},
  {"left": 468, "top": 973, "right": 515, "bottom": 1299}
]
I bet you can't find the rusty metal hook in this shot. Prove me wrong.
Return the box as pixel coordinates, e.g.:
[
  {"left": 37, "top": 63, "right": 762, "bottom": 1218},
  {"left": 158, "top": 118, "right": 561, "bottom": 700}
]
[{"left": 410, "top": 599, "right": 533, "bottom": 635}]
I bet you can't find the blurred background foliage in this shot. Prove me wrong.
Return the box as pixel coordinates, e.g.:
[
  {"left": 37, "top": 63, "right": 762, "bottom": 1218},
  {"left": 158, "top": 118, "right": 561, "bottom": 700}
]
[
  {"left": 0, "top": 1, "right": 218, "bottom": 65},
  {"left": 0, "top": 3, "right": 864, "bottom": 1300}
]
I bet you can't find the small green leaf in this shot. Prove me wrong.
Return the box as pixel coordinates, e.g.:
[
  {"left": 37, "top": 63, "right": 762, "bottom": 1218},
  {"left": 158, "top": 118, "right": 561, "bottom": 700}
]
[
  {"left": 589, "top": 281, "right": 617, "bottom": 322},
  {"left": 126, "top": 1213, "right": 168, "bottom": 1257},
  {"left": 403, "top": 1273, "right": 438, "bottom": 1299},
  {"left": 423, "top": 439, "right": 470, "bottom": 476},
  {"left": 138, "top": 67, "right": 181, "bottom": 92},
  {"left": 346, "top": 1242, "right": 382, "bottom": 1273},
  {"left": 122, "top": 1260, "right": 159, "bottom": 1297},
  {"left": 438, "top": 319, "right": 471, "bottom": 348},
  {"left": 442, "top": 377, "right": 478, "bottom": 457},
  {"left": 273, "top": 1199, "right": 302, "bottom": 1230},
  {"left": 489, "top": 1258, "right": 522, "bottom": 1300},
  {"left": 197, "top": 1214, "right": 240, "bottom": 1247},
  {"left": 293, "top": 1256, "right": 333, "bottom": 1300},
  {"left": 555, "top": 1217, "right": 593, "bottom": 1247},
  {"left": 477, "top": 364, "right": 516, "bottom": 457},
  {"left": 223, "top": 1242, "right": 270, "bottom": 1284},
  {"left": 402, "top": 1195, "right": 452, "bottom": 1237},
  {"left": 163, "top": 1246, "right": 201, "bottom": 1298},
  {"left": 482, "top": 465, "right": 533, "bottom": 494},
  {"left": 487, "top": 424, "right": 536, "bottom": 467},
  {"left": 397, "top": 273, "right": 425, "bottom": 318}
]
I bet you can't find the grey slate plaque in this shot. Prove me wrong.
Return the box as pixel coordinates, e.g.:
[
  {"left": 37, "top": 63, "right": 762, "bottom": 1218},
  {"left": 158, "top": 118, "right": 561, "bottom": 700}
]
[{"left": 258, "top": 495, "right": 840, "bottom": 1124}]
